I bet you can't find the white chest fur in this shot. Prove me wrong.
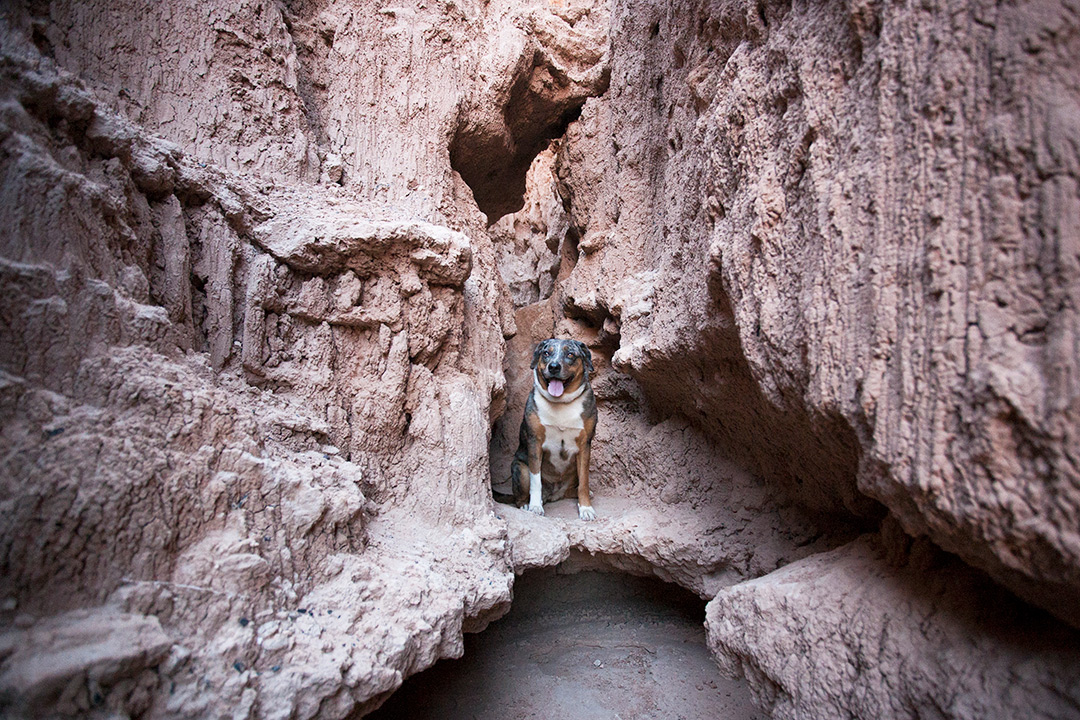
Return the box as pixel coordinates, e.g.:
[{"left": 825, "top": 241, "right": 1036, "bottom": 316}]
[{"left": 536, "top": 392, "right": 585, "bottom": 474}]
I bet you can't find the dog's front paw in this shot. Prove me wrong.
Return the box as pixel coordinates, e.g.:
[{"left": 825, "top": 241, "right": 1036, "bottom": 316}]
[
  {"left": 526, "top": 502, "right": 545, "bottom": 516},
  {"left": 578, "top": 505, "right": 597, "bottom": 521}
]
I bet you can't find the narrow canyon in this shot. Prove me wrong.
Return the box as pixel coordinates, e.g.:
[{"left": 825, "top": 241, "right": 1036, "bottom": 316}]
[{"left": 1, "top": 0, "right": 1078, "bottom": 718}]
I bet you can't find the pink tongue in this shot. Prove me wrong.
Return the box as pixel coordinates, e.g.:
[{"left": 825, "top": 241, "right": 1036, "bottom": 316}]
[{"left": 548, "top": 379, "right": 565, "bottom": 397}]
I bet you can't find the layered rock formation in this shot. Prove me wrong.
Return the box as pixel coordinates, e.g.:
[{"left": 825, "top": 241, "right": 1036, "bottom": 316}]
[
  {"left": 2, "top": 0, "right": 1079, "bottom": 718},
  {"left": 0, "top": 0, "right": 567, "bottom": 714}
]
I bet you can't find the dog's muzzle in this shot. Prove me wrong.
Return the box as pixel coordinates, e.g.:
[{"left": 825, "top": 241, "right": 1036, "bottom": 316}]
[{"left": 544, "top": 362, "right": 569, "bottom": 397}]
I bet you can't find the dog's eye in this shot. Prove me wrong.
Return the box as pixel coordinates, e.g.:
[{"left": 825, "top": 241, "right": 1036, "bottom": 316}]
[{"left": 566, "top": 352, "right": 576, "bottom": 360}]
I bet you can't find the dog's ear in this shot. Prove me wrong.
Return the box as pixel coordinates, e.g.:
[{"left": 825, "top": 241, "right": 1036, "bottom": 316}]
[
  {"left": 531, "top": 340, "right": 549, "bottom": 369},
  {"left": 574, "top": 340, "right": 593, "bottom": 373}
]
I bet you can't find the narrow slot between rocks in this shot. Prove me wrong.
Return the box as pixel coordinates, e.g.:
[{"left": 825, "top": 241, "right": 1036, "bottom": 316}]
[{"left": 363, "top": 568, "right": 765, "bottom": 719}]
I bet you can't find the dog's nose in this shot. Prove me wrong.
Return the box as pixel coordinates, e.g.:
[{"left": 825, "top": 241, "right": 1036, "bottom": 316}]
[{"left": 548, "top": 361, "right": 561, "bottom": 374}]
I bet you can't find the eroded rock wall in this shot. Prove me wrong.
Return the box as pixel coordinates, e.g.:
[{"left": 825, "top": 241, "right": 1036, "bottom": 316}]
[
  {"left": 553, "top": 0, "right": 1080, "bottom": 625},
  {"left": 0, "top": 0, "right": 607, "bottom": 716},
  {"left": 707, "top": 529, "right": 1080, "bottom": 720},
  {"left": 532, "top": 0, "right": 1080, "bottom": 716}
]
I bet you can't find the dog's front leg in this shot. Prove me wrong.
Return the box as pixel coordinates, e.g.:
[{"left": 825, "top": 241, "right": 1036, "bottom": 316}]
[
  {"left": 576, "top": 440, "right": 596, "bottom": 521},
  {"left": 526, "top": 430, "right": 545, "bottom": 516}
]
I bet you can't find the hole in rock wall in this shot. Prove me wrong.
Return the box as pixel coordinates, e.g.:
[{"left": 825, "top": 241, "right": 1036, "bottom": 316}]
[
  {"left": 451, "top": 105, "right": 584, "bottom": 223},
  {"left": 363, "top": 567, "right": 765, "bottom": 720},
  {"left": 448, "top": 6, "right": 609, "bottom": 223}
]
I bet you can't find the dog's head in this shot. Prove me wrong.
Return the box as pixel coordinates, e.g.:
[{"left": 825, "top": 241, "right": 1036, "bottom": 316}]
[{"left": 532, "top": 338, "right": 593, "bottom": 399}]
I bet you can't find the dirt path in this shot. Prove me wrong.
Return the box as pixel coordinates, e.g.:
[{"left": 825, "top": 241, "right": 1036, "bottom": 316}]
[{"left": 365, "top": 568, "right": 766, "bottom": 720}]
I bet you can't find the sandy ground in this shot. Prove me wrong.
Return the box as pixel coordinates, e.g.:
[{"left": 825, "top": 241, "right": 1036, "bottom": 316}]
[{"left": 364, "top": 565, "right": 766, "bottom": 720}]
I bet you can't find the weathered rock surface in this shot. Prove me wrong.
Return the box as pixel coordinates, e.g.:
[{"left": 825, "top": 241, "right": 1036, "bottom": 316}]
[
  {"left": 1, "top": 0, "right": 1079, "bottom": 718},
  {"left": 553, "top": 0, "right": 1080, "bottom": 627},
  {"left": 488, "top": 147, "right": 567, "bottom": 307},
  {"left": 448, "top": 2, "right": 610, "bottom": 219},
  {"left": 0, "top": 609, "right": 171, "bottom": 716},
  {"left": 0, "top": 7, "right": 515, "bottom": 715},
  {"left": 706, "top": 531, "right": 1080, "bottom": 720},
  {"left": 493, "top": 0, "right": 1080, "bottom": 715}
]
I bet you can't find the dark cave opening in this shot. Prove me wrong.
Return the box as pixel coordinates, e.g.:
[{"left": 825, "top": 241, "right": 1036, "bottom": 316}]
[
  {"left": 362, "top": 567, "right": 765, "bottom": 720},
  {"left": 449, "top": 102, "right": 585, "bottom": 224}
]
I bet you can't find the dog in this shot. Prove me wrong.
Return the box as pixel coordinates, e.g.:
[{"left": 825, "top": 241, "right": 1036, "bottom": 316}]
[{"left": 510, "top": 338, "right": 598, "bottom": 521}]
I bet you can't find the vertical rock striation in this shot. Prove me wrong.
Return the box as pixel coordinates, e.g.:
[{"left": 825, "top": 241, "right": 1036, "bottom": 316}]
[
  {"left": 0, "top": 0, "right": 590, "bottom": 714},
  {"left": 554, "top": 0, "right": 1080, "bottom": 627},
  {"left": 535, "top": 0, "right": 1080, "bottom": 716}
]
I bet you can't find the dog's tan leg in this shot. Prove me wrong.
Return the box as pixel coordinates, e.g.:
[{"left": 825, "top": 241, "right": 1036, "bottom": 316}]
[
  {"left": 526, "top": 420, "right": 545, "bottom": 516},
  {"left": 576, "top": 432, "right": 596, "bottom": 521},
  {"left": 510, "top": 458, "right": 530, "bottom": 507}
]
